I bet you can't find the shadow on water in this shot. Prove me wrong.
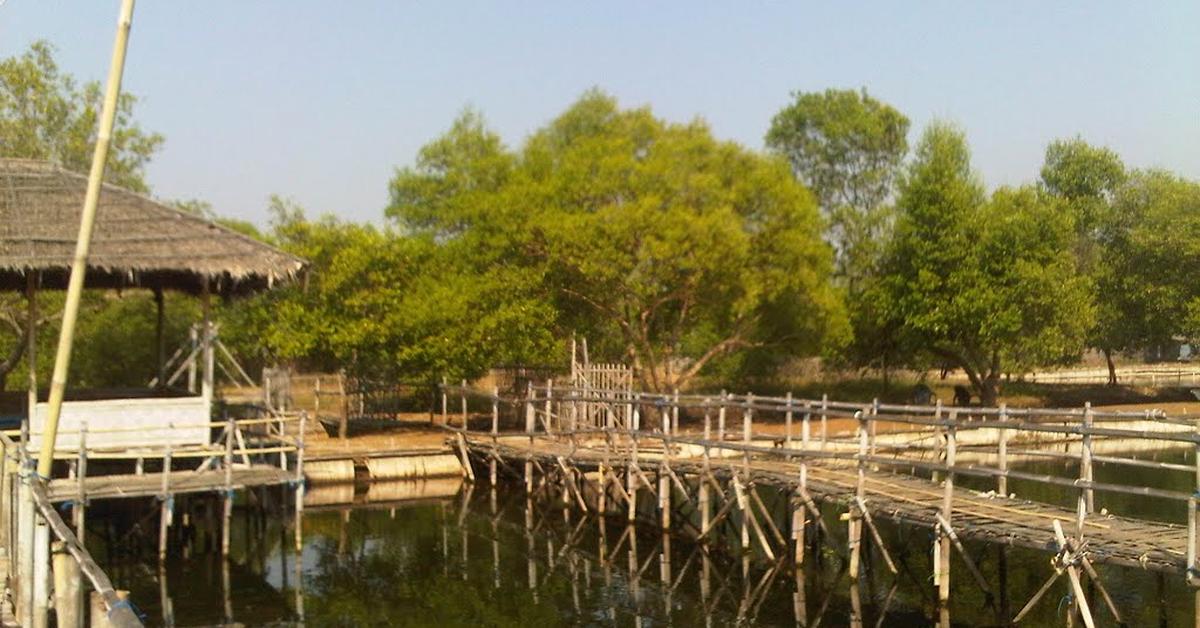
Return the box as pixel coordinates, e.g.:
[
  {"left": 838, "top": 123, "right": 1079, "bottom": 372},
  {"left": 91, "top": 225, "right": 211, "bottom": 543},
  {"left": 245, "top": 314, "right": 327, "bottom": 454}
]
[{"left": 93, "top": 464, "right": 1199, "bottom": 627}]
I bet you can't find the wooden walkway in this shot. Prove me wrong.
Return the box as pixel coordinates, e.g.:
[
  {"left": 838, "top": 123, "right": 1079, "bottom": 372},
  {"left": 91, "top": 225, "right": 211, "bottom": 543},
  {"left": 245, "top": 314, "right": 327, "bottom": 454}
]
[
  {"left": 468, "top": 434, "right": 1188, "bottom": 574},
  {"left": 45, "top": 465, "right": 294, "bottom": 502}
]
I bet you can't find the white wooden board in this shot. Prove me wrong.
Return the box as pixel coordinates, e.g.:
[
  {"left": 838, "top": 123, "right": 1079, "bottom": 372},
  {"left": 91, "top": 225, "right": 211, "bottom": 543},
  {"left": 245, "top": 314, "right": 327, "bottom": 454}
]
[{"left": 30, "top": 396, "right": 211, "bottom": 450}]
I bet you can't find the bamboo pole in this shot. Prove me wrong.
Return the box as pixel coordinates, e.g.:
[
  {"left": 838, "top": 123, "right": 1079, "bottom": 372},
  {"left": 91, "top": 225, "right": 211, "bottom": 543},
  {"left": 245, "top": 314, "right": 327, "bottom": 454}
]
[
  {"left": 52, "top": 540, "right": 82, "bottom": 628},
  {"left": 37, "top": 0, "right": 137, "bottom": 479},
  {"left": 158, "top": 442, "right": 172, "bottom": 561},
  {"left": 294, "top": 411, "right": 306, "bottom": 552},
  {"left": 998, "top": 402, "right": 1009, "bottom": 497},
  {"left": 937, "top": 411, "right": 957, "bottom": 605}
]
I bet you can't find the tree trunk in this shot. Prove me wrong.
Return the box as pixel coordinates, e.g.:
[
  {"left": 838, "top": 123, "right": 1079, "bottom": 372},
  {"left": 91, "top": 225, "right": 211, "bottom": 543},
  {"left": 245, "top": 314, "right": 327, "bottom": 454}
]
[
  {"left": 1103, "top": 348, "right": 1117, "bottom": 387},
  {"left": 978, "top": 378, "right": 999, "bottom": 407}
]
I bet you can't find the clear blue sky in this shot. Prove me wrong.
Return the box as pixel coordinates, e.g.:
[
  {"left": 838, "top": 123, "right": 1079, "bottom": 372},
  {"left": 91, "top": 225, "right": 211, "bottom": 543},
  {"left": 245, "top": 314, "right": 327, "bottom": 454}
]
[{"left": 2, "top": 2, "right": 1197, "bottom": 225}]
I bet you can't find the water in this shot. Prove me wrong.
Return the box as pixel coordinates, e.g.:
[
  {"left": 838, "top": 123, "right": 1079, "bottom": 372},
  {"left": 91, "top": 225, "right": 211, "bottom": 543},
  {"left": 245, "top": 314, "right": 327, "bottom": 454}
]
[{"left": 92, "top": 457, "right": 1200, "bottom": 627}]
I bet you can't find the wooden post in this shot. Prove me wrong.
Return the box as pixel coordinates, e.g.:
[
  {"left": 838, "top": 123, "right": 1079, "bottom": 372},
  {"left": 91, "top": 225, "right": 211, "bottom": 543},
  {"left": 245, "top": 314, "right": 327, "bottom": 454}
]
[
  {"left": 75, "top": 424, "right": 87, "bottom": 544},
  {"left": 17, "top": 466, "right": 34, "bottom": 626},
  {"left": 154, "top": 286, "right": 165, "bottom": 386},
  {"left": 441, "top": 376, "right": 448, "bottom": 426},
  {"left": 295, "top": 411, "right": 306, "bottom": 552},
  {"left": 0, "top": 438, "right": 8, "bottom": 554},
  {"left": 717, "top": 390, "right": 727, "bottom": 443},
  {"left": 671, "top": 389, "right": 679, "bottom": 435},
  {"left": 1082, "top": 402, "right": 1095, "bottom": 515},
  {"left": 187, "top": 326, "right": 198, "bottom": 394},
  {"left": 820, "top": 394, "right": 828, "bottom": 449},
  {"left": 524, "top": 383, "right": 534, "bottom": 495},
  {"left": 937, "top": 410, "right": 957, "bottom": 605},
  {"left": 461, "top": 379, "right": 468, "bottom": 429},
  {"left": 222, "top": 416, "right": 234, "bottom": 557},
  {"left": 89, "top": 590, "right": 129, "bottom": 628},
  {"left": 200, "top": 281, "right": 214, "bottom": 404},
  {"left": 796, "top": 399, "right": 811, "bottom": 565},
  {"left": 26, "top": 272, "right": 38, "bottom": 424},
  {"left": 52, "top": 541, "right": 82, "bottom": 628},
  {"left": 1190, "top": 420, "right": 1200, "bottom": 587},
  {"left": 700, "top": 402, "right": 711, "bottom": 539},
  {"left": 848, "top": 410, "right": 866, "bottom": 579},
  {"left": 33, "top": 513, "right": 49, "bottom": 628},
  {"left": 544, "top": 380, "right": 553, "bottom": 433},
  {"left": 784, "top": 392, "right": 793, "bottom": 449},
  {"left": 490, "top": 387, "right": 499, "bottom": 487},
  {"left": 159, "top": 441, "right": 173, "bottom": 561},
  {"left": 628, "top": 397, "right": 640, "bottom": 524},
  {"left": 998, "top": 403, "right": 1009, "bottom": 497}
]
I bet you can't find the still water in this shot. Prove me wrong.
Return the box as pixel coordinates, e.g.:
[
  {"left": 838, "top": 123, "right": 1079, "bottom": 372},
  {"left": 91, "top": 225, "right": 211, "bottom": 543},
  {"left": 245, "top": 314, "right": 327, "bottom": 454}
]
[{"left": 93, "top": 451, "right": 1200, "bottom": 627}]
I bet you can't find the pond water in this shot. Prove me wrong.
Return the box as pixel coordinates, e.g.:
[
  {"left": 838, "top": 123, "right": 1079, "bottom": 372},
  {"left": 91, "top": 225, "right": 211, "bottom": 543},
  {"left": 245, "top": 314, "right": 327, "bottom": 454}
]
[{"left": 91, "top": 450, "right": 1200, "bottom": 627}]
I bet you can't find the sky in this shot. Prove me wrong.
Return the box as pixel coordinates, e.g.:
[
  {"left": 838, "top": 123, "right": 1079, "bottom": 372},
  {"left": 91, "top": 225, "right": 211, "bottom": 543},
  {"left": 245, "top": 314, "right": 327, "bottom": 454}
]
[{"left": 2, "top": 2, "right": 1197, "bottom": 226}]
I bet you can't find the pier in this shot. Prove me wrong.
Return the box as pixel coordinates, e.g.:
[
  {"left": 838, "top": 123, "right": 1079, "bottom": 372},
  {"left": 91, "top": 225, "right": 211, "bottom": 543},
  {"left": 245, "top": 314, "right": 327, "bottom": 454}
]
[{"left": 449, "top": 383, "right": 1200, "bottom": 626}]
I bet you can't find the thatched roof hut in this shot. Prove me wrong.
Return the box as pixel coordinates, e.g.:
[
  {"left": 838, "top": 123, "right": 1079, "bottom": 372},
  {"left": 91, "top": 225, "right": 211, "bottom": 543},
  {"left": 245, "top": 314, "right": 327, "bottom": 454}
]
[{"left": 0, "top": 158, "right": 306, "bottom": 296}]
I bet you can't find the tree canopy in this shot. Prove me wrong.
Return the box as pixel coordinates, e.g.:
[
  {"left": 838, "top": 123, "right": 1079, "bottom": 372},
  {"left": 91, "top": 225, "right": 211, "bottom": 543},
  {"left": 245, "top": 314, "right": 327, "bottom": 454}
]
[
  {"left": 388, "top": 91, "right": 845, "bottom": 390},
  {"left": 876, "top": 123, "right": 1094, "bottom": 404}
]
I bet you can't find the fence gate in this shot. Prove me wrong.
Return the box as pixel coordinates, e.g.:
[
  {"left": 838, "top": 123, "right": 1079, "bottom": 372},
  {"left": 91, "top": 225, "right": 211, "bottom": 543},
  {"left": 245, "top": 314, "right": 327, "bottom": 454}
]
[{"left": 570, "top": 338, "right": 633, "bottom": 428}]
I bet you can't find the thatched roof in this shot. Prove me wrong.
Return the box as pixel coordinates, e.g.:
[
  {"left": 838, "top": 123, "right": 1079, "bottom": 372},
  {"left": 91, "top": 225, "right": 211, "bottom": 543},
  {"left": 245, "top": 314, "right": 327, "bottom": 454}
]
[{"left": 0, "top": 159, "right": 306, "bottom": 296}]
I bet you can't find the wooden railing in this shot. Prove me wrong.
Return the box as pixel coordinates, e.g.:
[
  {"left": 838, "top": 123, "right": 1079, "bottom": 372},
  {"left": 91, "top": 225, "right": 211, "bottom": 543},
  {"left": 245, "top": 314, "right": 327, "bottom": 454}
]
[
  {"left": 0, "top": 411, "right": 307, "bottom": 627},
  {"left": 441, "top": 383, "right": 1199, "bottom": 579},
  {"left": 0, "top": 431, "right": 141, "bottom": 627}
]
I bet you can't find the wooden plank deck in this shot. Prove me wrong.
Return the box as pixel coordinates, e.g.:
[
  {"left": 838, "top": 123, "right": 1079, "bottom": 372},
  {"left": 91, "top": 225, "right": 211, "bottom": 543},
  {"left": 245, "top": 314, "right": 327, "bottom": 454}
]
[
  {"left": 467, "top": 434, "right": 1189, "bottom": 574},
  {"left": 45, "top": 465, "right": 294, "bottom": 502}
]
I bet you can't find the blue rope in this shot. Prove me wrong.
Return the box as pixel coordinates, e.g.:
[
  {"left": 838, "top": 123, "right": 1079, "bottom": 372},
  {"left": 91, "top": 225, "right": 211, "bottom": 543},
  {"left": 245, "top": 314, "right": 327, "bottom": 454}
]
[{"left": 1056, "top": 590, "right": 1073, "bottom": 616}]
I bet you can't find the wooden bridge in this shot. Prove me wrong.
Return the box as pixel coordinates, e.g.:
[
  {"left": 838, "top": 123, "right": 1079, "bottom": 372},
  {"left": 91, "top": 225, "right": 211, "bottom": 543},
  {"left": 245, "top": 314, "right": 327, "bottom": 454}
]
[{"left": 445, "top": 383, "right": 1200, "bottom": 627}]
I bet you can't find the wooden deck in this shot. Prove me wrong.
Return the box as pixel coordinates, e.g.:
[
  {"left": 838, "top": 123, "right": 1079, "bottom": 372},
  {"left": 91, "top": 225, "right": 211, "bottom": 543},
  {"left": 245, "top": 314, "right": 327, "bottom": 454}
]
[{"left": 45, "top": 465, "right": 294, "bottom": 502}]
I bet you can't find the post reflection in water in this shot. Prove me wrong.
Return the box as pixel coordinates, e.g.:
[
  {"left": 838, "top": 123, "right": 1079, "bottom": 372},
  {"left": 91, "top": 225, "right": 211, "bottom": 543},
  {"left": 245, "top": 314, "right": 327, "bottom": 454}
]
[{"left": 91, "top": 476, "right": 1200, "bottom": 627}]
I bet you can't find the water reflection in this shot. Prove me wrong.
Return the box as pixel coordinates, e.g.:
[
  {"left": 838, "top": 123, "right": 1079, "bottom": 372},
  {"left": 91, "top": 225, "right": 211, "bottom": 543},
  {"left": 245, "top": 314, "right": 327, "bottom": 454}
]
[{"left": 92, "top": 476, "right": 1200, "bottom": 627}]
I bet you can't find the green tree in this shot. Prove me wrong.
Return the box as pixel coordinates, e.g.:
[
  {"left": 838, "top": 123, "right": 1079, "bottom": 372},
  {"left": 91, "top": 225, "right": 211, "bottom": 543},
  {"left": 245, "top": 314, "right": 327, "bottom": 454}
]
[
  {"left": 0, "top": 41, "right": 164, "bottom": 391},
  {"left": 0, "top": 40, "right": 162, "bottom": 191},
  {"left": 880, "top": 123, "right": 1093, "bottom": 404},
  {"left": 1102, "top": 171, "right": 1200, "bottom": 364},
  {"left": 391, "top": 91, "right": 845, "bottom": 390},
  {"left": 765, "top": 88, "right": 909, "bottom": 288},
  {"left": 1039, "top": 138, "right": 1128, "bottom": 383},
  {"left": 221, "top": 197, "right": 555, "bottom": 382}
]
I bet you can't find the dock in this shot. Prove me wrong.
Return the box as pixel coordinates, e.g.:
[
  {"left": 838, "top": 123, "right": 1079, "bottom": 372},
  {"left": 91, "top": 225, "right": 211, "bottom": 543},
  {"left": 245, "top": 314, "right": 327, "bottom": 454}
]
[{"left": 449, "top": 384, "right": 1200, "bottom": 626}]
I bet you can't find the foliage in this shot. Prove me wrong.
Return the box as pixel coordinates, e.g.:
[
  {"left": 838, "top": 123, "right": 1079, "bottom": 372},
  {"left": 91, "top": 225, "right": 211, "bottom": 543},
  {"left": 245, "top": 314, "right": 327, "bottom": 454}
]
[
  {"left": 878, "top": 123, "right": 1094, "bottom": 404},
  {"left": 389, "top": 91, "right": 845, "bottom": 390},
  {"left": 765, "top": 88, "right": 909, "bottom": 288},
  {"left": 221, "top": 198, "right": 556, "bottom": 382},
  {"left": 0, "top": 41, "right": 162, "bottom": 191},
  {"left": 0, "top": 41, "right": 164, "bottom": 391}
]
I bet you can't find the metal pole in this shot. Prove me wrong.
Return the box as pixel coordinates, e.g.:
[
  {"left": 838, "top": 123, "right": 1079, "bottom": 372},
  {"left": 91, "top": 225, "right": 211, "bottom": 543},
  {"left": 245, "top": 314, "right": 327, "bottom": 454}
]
[{"left": 36, "top": 0, "right": 138, "bottom": 479}]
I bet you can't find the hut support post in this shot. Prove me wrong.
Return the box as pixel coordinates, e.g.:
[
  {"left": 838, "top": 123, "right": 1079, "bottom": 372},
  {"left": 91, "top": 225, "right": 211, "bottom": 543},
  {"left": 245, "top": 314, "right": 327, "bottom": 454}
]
[
  {"left": 1190, "top": 419, "right": 1200, "bottom": 587},
  {"left": 154, "top": 286, "right": 165, "bottom": 386},
  {"left": 201, "top": 281, "right": 214, "bottom": 404},
  {"left": 26, "top": 272, "right": 37, "bottom": 422}
]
